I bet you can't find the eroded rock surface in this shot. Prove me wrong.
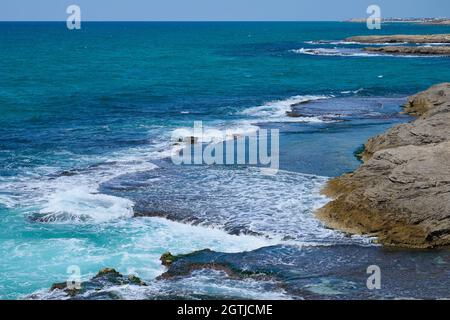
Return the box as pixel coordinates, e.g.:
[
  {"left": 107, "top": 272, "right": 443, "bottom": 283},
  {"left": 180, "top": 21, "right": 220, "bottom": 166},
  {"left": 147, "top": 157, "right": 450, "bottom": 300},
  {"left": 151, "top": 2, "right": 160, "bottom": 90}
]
[
  {"left": 364, "top": 46, "right": 450, "bottom": 56},
  {"left": 317, "top": 83, "right": 450, "bottom": 248},
  {"left": 43, "top": 268, "right": 146, "bottom": 299},
  {"left": 157, "top": 245, "right": 450, "bottom": 299}
]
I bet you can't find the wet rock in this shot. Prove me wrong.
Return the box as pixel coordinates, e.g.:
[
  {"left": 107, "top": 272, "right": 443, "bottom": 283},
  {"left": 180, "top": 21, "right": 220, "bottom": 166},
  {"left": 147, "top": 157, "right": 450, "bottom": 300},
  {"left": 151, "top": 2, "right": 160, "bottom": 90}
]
[
  {"left": 48, "top": 268, "right": 147, "bottom": 299},
  {"left": 345, "top": 34, "right": 450, "bottom": 44},
  {"left": 178, "top": 136, "right": 198, "bottom": 144},
  {"left": 361, "top": 83, "right": 450, "bottom": 161},
  {"left": 41, "top": 245, "right": 450, "bottom": 300},
  {"left": 364, "top": 46, "right": 450, "bottom": 56},
  {"left": 286, "top": 110, "right": 303, "bottom": 117},
  {"left": 317, "top": 83, "right": 450, "bottom": 248},
  {"left": 160, "top": 252, "right": 177, "bottom": 267},
  {"left": 157, "top": 245, "right": 450, "bottom": 299},
  {"left": 94, "top": 267, "right": 121, "bottom": 279},
  {"left": 158, "top": 249, "right": 258, "bottom": 281}
]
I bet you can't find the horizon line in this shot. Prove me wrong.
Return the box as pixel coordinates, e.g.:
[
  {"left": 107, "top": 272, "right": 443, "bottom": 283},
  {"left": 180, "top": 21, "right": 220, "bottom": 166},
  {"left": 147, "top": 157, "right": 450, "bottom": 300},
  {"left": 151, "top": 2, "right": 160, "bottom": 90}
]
[{"left": 0, "top": 20, "right": 349, "bottom": 23}]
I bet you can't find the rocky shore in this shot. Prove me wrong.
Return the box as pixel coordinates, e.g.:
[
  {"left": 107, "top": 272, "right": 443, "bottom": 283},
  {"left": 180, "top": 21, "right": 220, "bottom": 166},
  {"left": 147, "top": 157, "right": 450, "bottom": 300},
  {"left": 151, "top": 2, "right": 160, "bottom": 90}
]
[
  {"left": 38, "top": 245, "right": 450, "bottom": 300},
  {"left": 345, "top": 34, "right": 450, "bottom": 44},
  {"left": 317, "top": 83, "right": 450, "bottom": 248},
  {"left": 364, "top": 46, "right": 450, "bottom": 56}
]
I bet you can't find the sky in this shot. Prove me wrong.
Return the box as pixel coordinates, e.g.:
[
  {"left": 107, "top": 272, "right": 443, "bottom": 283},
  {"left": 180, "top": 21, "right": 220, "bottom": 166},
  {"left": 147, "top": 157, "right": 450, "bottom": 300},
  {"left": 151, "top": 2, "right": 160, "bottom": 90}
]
[{"left": 1, "top": 0, "right": 449, "bottom": 21}]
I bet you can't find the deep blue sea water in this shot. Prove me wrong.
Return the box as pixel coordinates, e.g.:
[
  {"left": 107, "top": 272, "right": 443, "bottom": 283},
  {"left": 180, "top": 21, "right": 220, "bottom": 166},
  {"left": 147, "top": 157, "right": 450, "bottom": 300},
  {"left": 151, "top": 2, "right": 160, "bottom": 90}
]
[{"left": 1, "top": 22, "right": 450, "bottom": 299}]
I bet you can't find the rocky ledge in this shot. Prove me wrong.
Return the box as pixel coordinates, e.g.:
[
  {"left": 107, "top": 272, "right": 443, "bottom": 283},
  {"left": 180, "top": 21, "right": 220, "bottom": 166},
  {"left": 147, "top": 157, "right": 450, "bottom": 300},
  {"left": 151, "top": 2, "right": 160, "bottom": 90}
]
[
  {"left": 44, "top": 268, "right": 146, "bottom": 299},
  {"left": 317, "top": 83, "right": 450, "bottom": 248},
  {"left": 364, "top": 46, "right": 450, "bottom": 56},
  {"left": 345, "top": 34, "right": 450, "bottom": 44}
]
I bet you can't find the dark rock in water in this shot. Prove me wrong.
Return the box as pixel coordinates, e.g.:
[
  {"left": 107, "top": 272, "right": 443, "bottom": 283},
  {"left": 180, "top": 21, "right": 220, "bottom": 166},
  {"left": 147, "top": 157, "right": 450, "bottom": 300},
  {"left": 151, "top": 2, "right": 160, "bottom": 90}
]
[
  {"left": 40, "top": 244, "right": 450, "bottom": 300},
  {"left": 94, "top": 267, "right": 121, "bottom": 279},
  {"left": 286, "top": 110, "right": 310, "bottom": 118},
  {"left": 177, "top": 136, "right": 198, "bottom": 144},
  {"left": 48, "top": 268, "right": 147, "bottom": 299},
  {"left": 286, "top": 110, "right": 302, "bottom": 117},
  {"left": 50, "top": 282, "right": 80, "bottom": 297},
  {"left": 345, "top": 34, "right": 450, "bottom": 44},
  {"left": 28, "top": 212, "right": 91, "bottom": 223},
  {"left": 158, "top": 249, "right": 265, "bottom": 281},
  {"left": 158, "top": 245, "right": 450, "bottom": 299},
  {"left": 160, "top": 252, "right": 177, "bottom": 267},
  {"left": 364, "top": 46, "right": 450, "bottom": 56},
  {"left": 291, "top": 100, "right": 311, "bottom": 107},
  {"left": 58, "top": 170, "right": 79, "bottom": 177},
  {"left": 133, "top": 210, "right": 169, "bottom": 218},
  {"left": 128, "top": 275, "right": 147, "bottom": 286}
]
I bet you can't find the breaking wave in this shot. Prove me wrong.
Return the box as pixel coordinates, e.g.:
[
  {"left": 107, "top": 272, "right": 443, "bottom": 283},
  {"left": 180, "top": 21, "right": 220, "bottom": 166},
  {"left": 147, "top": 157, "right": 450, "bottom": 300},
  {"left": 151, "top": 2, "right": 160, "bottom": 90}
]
[{"left": 239, "top": 95, "right": 332, "bottom": 123}]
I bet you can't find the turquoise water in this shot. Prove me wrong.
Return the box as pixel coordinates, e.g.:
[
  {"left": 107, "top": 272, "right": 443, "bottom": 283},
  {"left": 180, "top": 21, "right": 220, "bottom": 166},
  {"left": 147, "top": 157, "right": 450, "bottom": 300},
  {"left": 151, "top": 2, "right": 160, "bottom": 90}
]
[{"left": 1, "top": 22, "right": 450, "bottom": 299}]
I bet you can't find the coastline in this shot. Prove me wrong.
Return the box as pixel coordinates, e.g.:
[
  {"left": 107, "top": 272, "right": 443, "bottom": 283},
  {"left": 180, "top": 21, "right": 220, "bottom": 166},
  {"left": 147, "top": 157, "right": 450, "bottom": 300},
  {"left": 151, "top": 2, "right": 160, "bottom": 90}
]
[
  {"left": 363, "top": 46, "right": 450, "bottom": 56},
  {"left": 344, "top": 34, "right": 450, "bottom": 44},
  {"left": 316, "top": 83, "right": 450, "bottom": 248},
  {"left": 3, "top": 21, "right": 450, "bottom": 300},
  {"left": 345, "top": 18, "right": 450, "bottom": 25}
]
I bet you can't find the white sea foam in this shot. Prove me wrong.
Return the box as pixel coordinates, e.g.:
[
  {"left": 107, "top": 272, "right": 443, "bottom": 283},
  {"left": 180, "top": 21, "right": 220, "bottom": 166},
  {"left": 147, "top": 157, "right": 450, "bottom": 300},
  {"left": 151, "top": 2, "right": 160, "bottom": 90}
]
[
  {"left": 138, "top": 166, "right": 373, "bottom": 246},
  {"left": 171, "top": 122, "right": 260, "bottom": 145},
  {"left": 292, "top": 47, "right": 448, "bottom": 58},
  {"left": 150, "top": 95, "right": 334, "bottom": 163},
  {"left": 239, "top": 95, "right": 331, "bottom": 123},
  {"left": 341, "top": 88, "right": 365, "bottom": 94},
  {"left": 0, "top": 148, "right": 159, "bottom": 223},
  {"left": 293, "top": 48, "right": 383, "bottom": 57},
  {"left": 304, "top": 40, "right": 409, "bottom": 46},
  {"left": 38, "top": 187, "right": 134, "bottom": 223}
]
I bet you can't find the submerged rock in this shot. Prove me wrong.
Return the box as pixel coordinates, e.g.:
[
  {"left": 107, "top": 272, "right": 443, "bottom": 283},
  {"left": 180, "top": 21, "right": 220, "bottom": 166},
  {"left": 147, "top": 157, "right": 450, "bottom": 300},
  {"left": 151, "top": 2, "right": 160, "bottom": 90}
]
[
  {"left": 157, "top": 245, "right": 450, "bottom": 299},
  {"left": 158, "top": 249, "right": 251, "bottom": 281},
  {"left": 317, "top": 83, "right": 450, "bottom": 248},
  {"left": 39, "top": 244, "right": 450, "bottom": 300}
]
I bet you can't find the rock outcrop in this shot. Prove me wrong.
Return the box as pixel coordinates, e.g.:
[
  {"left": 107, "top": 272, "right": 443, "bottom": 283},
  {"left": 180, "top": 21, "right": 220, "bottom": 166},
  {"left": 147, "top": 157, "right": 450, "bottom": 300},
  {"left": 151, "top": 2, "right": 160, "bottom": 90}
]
[
  {"left": 48, "top": 268, "right": 146, "bottom": 299},
  {"left": 345, "top": 34, "right": 450, "bottom": 43},
  {"left": 317, "top": 83, "right": 450, "bottom": 248},
  {"left": 157, "top": 245, "right": 450, "bottom": 299},
  {"left": 364, "top": 46, "right": 450, "bottom": 56}
]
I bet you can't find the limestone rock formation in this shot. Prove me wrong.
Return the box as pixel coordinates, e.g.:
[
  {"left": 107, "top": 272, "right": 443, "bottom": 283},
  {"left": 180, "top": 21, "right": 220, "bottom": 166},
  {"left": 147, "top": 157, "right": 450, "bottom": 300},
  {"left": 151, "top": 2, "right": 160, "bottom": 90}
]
[
  {"left": 317, "top": 83, "right": 450, "bottom": 248},
  {"left": 364, "top": 46, "right": 450, "bottom": 56}
]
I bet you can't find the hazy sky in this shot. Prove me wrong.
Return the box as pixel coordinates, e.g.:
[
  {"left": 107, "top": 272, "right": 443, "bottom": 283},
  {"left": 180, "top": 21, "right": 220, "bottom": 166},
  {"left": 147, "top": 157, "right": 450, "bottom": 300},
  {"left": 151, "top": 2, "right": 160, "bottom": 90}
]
[{"left": 1, "top": 0, "right": 449, "bottom": 21}]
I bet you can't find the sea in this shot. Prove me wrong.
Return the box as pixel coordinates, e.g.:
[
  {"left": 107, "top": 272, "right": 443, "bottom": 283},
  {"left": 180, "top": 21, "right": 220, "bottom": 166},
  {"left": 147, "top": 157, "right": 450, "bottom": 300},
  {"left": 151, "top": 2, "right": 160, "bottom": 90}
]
[{"left": 0, "top": 21, "right": 449, "bottom": 299}]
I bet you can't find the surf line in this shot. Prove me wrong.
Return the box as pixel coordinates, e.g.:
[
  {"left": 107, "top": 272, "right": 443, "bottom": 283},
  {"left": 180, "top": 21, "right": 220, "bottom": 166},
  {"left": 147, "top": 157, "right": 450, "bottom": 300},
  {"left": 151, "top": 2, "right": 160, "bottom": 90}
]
[{"left": 170, "top": 121, "right": 280, "bottom": 175}]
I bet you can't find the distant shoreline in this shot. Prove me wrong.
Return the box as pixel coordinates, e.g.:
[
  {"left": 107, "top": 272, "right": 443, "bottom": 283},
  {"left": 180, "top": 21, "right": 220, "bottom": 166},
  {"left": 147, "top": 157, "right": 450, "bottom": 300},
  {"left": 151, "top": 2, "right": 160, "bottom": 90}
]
[{"left": 346, "top": 17, "right": 450, "bottom": 25}]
